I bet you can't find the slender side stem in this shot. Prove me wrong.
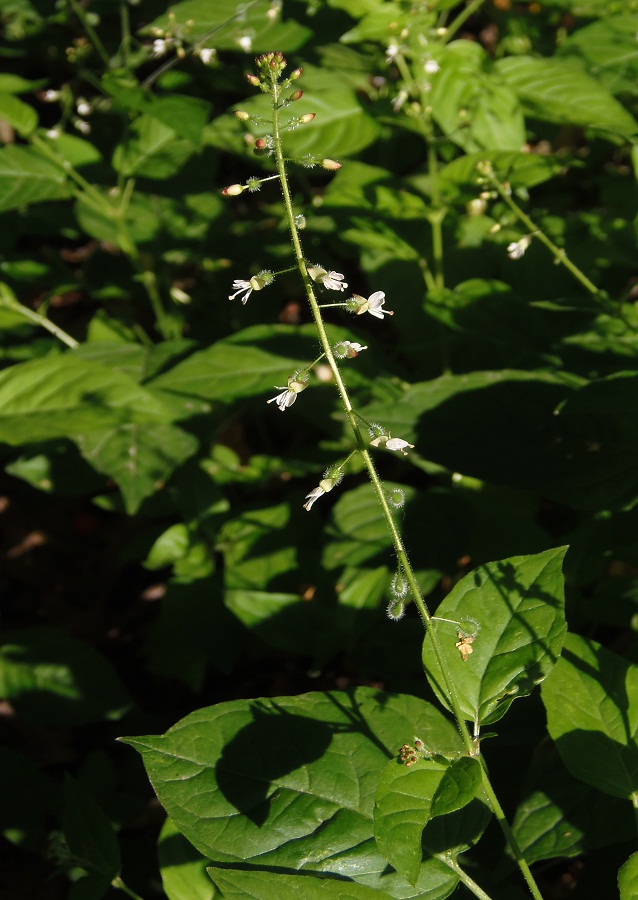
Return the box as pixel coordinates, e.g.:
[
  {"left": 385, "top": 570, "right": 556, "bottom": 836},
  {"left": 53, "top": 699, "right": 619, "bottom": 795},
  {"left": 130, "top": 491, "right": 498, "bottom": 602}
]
[
  {"left": 111, "top": 876, "right": 145, "bottom": 900},
  {"left": 31, "top": 133, "right": 108, "bottom": 211},
  {"left": 440, "top": 855, "right": 494, "bottom": 900},
  {"left": 68, "top": 0, "right": 111, "bottom": 67},
  {"left": 443, "top": 0, "right": 489, "bottom": 43},
  {"left": 478, "top": 767, "right": 544, "bottom": 900},
  {"left": 119, "top": 0, "right": 132, "bottom": 70},
  {"left": 483, "top": 166, "right": 601, "bottom": 297},
  {"left": 1, "top": 295, "right": 79, "bottom": 348}
]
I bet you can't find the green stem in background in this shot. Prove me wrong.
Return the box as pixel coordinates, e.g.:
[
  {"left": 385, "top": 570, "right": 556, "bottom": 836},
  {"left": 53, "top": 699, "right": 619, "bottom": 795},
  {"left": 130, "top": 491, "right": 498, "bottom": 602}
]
[
  {"left": 442, "top": 0, "right": 489, "bottom": 43},
  {"left": 482, "top": 164, "right": 602, "bottom": 298},
  {"left": 68, "top": 0, "right": 111, "bottom": 68},
  {"left": 118, "top": 0, "right": 132, "bottom": 70},
  {"left": 0, "top": 287, "right": 78, "bottom": 348},
  {"left": 111, "top": 876, "right": 144, "bottom": 900}
]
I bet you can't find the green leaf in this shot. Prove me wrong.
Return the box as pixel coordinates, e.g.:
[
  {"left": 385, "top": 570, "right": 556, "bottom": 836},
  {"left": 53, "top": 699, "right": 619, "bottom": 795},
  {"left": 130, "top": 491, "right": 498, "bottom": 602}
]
[
  {"left": 495, "top": 55, "right": 638, "bottom": 140},
  {"left": 207, "top": 868, "right": 393, "bottom": 898},
  {"left": 619, "top": 852, "right": 638, "bottom": 900},
  {"left": 541, "top": 633, "right": 638, "bottom": 799},
  {"left": 423, "top": 548, "right": 567, "bottom": 724},
  {"left": 113, "top": 115, "right": 195, "bottom": 179},
  {"left": 557, "top": 16, "right": 638, "bottom": 96},
  {"left": 374, "top": 756, "right": 481, "bottom": 886},
  {"left": 0, "top": 626, "right": 131, "bottom": 726},
  {"left": 120, "top": 689, "right": 477, "bottom": 894},
  {"left": 75, "top": 190, "right": 160, "bottom": 245},
  {"left": 145, "top": 0, "right": 312, "bottom": 50},
  {"left": 0, "top": 747, "right": 59, "bottom": 848},
  {"left": 158, "top": 818, "right": 217, "bottom": 900},
  {"left": 0, "top": 92, "right": 38, "bottom": 136},
  {"left": 429, "top": 41, "right": 526, "bottom": 152},
  {"left": 63, "top": 775, "right": 120, "bottom": 881},
  {"left": 0, "top": 144, "right": 71, "bottom": 212},
  {"left": 507, "top": 747, "right": 634, "bottom": 869},
  {"left": 75, "top": 421, "right": 199, "bottom": 516},
  {"left": 149, "top": 326, "right": 313, "bottom": 400},
  {"left": 147, "top": 95, "right": 211, "bottom": 144}
]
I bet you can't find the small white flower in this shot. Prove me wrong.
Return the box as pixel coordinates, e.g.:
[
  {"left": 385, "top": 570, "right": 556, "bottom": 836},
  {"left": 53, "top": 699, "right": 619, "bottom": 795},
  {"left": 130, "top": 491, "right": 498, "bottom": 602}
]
[
  {"left": 392, "top": 90, "right": 409, "bottom": 112},
  {"left": 507, "top": 234, "right": 532, "bottom": 260},
  {"left": 76, "top": 97, "right": 92, "bottom": 116},
  {"left": 386, "top": 437, "right": 414, "bottom": 455},
  {"left": 229, "top": 279, "right": 252, "bottom": 303},
  {"left": 198, "top": 47, "right": 216, "bottom": 64},
  {"left": 43, "top": 90, "right": 60, "bottom": 102},
  {"left": 237, "top": 35, "right": 253, "bottom": 53},
  {"left": 74, "top": 118, "right": 91, "bottom": 135},
  {"left": 153, "top": 38, "right": 170, "bottom": 57},
  {"left": 370, "top": 433, "right": 414, "bottom": 456},
  {"left": 386, "top": 43, "right": 400, "bottom": 63},
  {"left": 308, "top": 266, "right": 348, "bottom": 292},
  {"left": 323, "top": 271, "right": 348, "bottom": 291},
  {"left": 267, "top": 374, "right": 309, "bottom": 412},
  {"left": 303, "top": 485, "right": 326, "bottom": 511},
  {"left": 46, "top": 128, "right": 60, "bottom": 139},
  {"left": 424, "top": 59, "right": 440, "bottom": 75},
  {"left": 334, "top": 341, "right": 367, "bottom": 359},
  {"left": 303, "top": 472, "right": 342, "bottom": 511},
  {"left": 354, "top": 290, "right": 394, "bottom": 319}
]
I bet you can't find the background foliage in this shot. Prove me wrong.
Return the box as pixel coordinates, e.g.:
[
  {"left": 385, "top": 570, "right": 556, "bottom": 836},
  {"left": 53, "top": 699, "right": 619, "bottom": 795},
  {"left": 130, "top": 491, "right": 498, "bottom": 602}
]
[{"left": 2, "top": 0, "right": 638, "bottom": 897}]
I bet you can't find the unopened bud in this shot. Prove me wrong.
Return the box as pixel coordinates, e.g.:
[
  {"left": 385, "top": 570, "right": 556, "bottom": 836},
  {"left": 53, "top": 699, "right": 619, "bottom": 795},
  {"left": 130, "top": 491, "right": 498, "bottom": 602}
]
[
  {"left": 289, "top": 89, "right": 303, "bottom": 102},
  {"left": 321, "top": 158, "right": 341, "bottom": 170},
  {"left": 222, "top": 183, "right": 245, "bottom": 196},
  {"left": 299, "top": 113, "right": 316, "bottom": 124},
  {"left": 290, "top": 67, "right": 302, "bottom": 80},
  {"left": 234, "top": 109, "right": 250, "bottom": 121},
  {"left": 255, "top": 137, "right": 268, "bottom": 149},
  {"left": 246, "top": 73, "right": 260, "bottom": 86}
]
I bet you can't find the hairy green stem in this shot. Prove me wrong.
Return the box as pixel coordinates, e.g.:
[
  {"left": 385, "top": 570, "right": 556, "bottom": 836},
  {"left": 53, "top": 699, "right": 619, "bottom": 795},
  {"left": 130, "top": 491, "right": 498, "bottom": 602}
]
[
  {"left": 270, "top": 72, "right": 475, "bottom": 760},
  {"left": 478, "top": 767, "right": 544, "bottom": 900},
  {"left": 267, "top": 60, "right": 543, "bottom": 900}
]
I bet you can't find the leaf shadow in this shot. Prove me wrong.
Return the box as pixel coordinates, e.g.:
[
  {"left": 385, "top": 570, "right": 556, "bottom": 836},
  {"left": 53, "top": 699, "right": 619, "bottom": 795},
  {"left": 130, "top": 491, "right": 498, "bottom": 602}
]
[{"left": 216, "top": 688, "right": 393, "bottom": 826}]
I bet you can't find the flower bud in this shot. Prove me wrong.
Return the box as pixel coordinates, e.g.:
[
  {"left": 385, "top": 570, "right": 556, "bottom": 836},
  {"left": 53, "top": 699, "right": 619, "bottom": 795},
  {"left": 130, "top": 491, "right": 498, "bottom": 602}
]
[
  {"left": 255, "top": 137, "right": 268, "bottom": 149},
  {"left": 222, "top": 183, "right": 245, "bottom": 196},
  {"left": 321, "top": 158, "right": 342, "bottom": 170},
  {"left": 290, "top": 67, "right": 302, "bottom": 80},
  {"left": 289, "top": 89, "right": 303, "bottom": 102},
  {"left": 234, "top": 109, "right": 250, "bottom": 121},
  {"left": 246, "top": 73, "right": 260, "bottom": 86},
  {"left": 299, "top": 112, "right": 316, "bottom": 124}
]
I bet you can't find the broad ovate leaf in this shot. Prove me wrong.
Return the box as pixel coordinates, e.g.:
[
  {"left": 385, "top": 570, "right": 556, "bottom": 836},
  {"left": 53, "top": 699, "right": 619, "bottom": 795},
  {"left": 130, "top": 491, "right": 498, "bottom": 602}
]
[
  {"left": 120, "top": 689, "right": 476, "bottom": 895},
  {"left": 374, "top": 755, "right": 481, "bottom": 886},
  {"left": 423, "top": 548, "right": 567, "bottom": 725},
  {"left": 541, "top": 633, "right": 638, "bottom": 800}
]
